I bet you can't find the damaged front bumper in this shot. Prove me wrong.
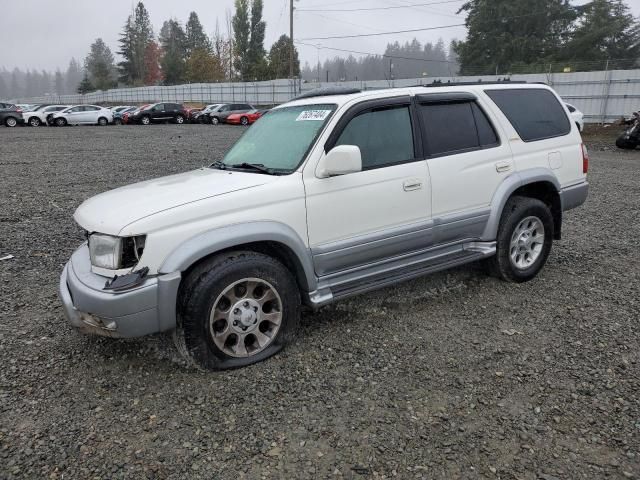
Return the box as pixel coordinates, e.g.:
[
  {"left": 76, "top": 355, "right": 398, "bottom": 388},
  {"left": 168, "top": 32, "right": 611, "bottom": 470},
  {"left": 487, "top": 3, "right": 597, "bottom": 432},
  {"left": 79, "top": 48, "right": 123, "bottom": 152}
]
[{"left": 58, "top": 244, "right": 181, "bottom": 338}]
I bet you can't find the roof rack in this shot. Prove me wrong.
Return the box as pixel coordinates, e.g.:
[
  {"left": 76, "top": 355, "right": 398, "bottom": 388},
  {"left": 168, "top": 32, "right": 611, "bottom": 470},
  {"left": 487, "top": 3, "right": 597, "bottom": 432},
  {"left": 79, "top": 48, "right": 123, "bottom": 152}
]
[
  {"left": 293, "top": 87, "right": 362, "bottom": 101},
  {"left": 424, "top": 78, "right": 527, "bottom": 88}
]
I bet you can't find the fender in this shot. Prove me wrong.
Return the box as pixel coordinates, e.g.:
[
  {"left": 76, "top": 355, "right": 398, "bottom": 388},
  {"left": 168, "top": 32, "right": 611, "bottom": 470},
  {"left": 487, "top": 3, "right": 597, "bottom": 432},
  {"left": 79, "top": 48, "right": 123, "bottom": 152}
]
[
  {"left": 158, "top": 221, "right": 317, "bottom": 292},
  {"left": 481, "top": 168, "right": 561, "bottom": 241}
]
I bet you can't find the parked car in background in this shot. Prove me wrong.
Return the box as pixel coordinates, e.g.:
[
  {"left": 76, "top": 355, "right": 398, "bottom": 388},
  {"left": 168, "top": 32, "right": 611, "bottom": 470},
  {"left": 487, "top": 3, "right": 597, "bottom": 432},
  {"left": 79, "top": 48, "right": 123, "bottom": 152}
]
[
  {"left": 185, "top": 107, "right": 202, "bottom": 123},
  {"left": 566, "top": 103, "right": 584, "bottom": 132},
  {"left": 52, "top": 105, "right": 113, "bottom": 126},
  {"left": 209, "top": 103, "right": 255, "bottom": 125},
  {"left": 122, "top": 105, "right": 149, "bottom": 125},
  {"left": 110, "top": 105, "right": 135, "bottom": 115},
  {"left": 0, "top": 103, "right": 25, "bottom": 127},
  {"left": 24, "top": 105, "right": 69, "bottom": 127},
  {"left": 113, "top": 107, "right": 137, "bottom": 125},
  {"left": 226, "top": 109, "right": 267, "bottom": 126},
  {"left": 129, "top": 103, "right": 188, "bottom": 125},
  {"left": 193, "top": 104, "right": 222, "bottom": 124}
]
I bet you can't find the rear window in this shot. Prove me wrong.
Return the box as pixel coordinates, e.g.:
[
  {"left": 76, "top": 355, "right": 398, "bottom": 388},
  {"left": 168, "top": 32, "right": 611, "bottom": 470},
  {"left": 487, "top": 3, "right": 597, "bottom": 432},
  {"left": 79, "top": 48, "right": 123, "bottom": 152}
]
[
  {"left": 486, "top": 88, "right": 570, "bottom": 142},
  {"left": 419, "top": 101, "right": 499, "bottom": 157}
]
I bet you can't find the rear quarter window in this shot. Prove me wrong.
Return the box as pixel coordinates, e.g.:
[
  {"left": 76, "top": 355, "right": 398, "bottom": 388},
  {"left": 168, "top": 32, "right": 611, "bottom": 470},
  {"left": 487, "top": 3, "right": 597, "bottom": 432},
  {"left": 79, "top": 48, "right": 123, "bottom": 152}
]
[{"left": 485, "top": 88, "right": 570, "bottom": 142}]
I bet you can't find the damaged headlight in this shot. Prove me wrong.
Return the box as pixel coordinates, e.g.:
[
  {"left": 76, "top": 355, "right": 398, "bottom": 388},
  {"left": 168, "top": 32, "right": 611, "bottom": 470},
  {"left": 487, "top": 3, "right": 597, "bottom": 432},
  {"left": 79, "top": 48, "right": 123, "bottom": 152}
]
[{"left": 88, "top": 234, "right": 146, "bottom": 270}]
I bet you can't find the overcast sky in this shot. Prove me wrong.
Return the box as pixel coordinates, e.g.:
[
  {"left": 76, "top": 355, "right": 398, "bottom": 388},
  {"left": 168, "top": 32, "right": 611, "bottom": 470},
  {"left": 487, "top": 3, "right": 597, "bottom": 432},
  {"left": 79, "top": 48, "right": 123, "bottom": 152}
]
[{"left": 2, "top": 0, "right": 640, "bottom": 72}]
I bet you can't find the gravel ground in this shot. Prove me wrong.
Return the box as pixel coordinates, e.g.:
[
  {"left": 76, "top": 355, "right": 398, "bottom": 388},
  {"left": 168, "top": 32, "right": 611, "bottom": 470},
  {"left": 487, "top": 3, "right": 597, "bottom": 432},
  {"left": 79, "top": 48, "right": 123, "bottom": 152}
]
[{"left": 0, "top": 124, "right": 638, "bottom": 479}]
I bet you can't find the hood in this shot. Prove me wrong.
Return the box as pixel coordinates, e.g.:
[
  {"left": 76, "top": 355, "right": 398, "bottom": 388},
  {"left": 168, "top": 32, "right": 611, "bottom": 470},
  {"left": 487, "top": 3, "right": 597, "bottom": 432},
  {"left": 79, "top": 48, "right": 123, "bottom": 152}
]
[{"left": 74, "top": 168, "right": 275, "bottom": 235}]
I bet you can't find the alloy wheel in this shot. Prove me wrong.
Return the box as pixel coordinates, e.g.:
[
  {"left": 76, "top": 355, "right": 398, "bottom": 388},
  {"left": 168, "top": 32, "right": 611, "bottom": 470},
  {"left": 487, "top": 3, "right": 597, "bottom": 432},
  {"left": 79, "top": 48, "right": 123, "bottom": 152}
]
[{"left": 509, "top": 216, "right": 545, "bottom": 270}]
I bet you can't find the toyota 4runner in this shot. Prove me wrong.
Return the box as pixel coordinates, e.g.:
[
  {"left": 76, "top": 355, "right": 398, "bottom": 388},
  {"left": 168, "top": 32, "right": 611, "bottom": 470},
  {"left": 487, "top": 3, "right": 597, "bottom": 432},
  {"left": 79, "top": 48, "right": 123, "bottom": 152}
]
[{"left": 59, "top": 83, "right": 589, "bottom": 370}]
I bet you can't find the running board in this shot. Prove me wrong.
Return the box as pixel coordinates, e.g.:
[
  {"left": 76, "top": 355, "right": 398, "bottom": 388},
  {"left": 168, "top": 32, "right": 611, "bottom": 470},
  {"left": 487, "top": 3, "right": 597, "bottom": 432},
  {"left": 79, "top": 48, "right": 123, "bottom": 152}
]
[{"left": 308, "top": 241, "right": 495, "bottom": 307}]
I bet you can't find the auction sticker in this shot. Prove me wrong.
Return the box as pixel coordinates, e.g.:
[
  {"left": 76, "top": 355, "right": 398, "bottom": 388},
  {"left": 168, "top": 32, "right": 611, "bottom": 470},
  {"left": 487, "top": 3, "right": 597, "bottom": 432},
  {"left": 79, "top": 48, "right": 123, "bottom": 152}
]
[{"left": 296, "top": 110, "right": 332, "bottom": 121}]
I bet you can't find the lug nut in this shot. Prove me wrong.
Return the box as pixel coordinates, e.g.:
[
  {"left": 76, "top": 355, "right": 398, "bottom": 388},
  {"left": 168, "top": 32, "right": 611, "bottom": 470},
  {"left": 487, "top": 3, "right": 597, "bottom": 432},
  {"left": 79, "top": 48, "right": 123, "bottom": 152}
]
[{"left": 233, "top": 321, "right": 239, "bottom": 326}]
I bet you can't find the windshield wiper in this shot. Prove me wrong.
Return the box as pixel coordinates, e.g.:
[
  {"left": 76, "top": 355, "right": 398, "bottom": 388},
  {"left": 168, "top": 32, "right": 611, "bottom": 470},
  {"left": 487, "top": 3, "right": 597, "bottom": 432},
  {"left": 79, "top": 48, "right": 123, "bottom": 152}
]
[
  {"left": 210, "top": 160, "right": 227, "bottom": 170},
  {"left": 230, "top": 163, "right": 275, "bottom": 175}
]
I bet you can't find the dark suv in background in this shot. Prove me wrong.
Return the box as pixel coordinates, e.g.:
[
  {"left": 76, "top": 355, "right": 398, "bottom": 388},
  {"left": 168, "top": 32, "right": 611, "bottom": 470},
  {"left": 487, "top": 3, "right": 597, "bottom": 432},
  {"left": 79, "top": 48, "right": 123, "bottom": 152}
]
[
  {"left": 129, "top": 103, "right": 188, "bottom": 125},
  {"left": 209, "top": 103, "right": 255, "bottom": 125},
  {"left": 0, "top": 102, "right": 25, "bottom": 128}
]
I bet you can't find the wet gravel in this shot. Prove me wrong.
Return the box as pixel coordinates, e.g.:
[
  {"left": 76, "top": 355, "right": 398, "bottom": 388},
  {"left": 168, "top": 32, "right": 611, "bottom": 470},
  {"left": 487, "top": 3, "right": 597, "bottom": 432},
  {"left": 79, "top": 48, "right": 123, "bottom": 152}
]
[{"left": 1, "top": 124, "right": 639, "bottom": 479}]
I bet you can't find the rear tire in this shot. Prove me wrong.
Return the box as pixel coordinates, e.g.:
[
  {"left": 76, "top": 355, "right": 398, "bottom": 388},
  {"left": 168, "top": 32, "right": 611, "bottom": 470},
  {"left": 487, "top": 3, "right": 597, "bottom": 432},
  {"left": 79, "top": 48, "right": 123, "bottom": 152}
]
[
  {"left": 175, "top": 251, "right": 301, "bottom": 371},
  {"left": 5, "top": 117, "right": 18, "bottom": 127},
  {"left": 29, "top": 117, "right": 41, "bottom": 127},
  {"left": 113, "top": 118, "right": 122, "bottom": 125},
  {"left": 97, "top": 117, "right": 108, "bottom": 126},
  {"left": 141, "top": 115, "right": 151, "bottom": 125},
  {"left": 55, "top": 118, "right": 67, "bottom": 127},
  {"left": 240, "top": 116, "right": 249, "bottom": 126},
  {"left": 211, "top": 116, "right": 220, "bottom": 125},
  {"left": 487, "top": 196, "right": 554, "bottom": 283},
  {"left": 175, "top": 115, "right": 185, "bottom": 124}
]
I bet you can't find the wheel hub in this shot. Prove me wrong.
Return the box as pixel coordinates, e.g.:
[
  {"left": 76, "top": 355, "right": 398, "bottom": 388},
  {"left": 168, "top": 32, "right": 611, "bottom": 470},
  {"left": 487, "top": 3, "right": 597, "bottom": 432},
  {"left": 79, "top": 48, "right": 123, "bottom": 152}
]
[
  {"left": 510, "top": 216, "right": 545, "bottom": 270},
  {"left": 231, "top": 299, "right": 260, "bottom": 333}
]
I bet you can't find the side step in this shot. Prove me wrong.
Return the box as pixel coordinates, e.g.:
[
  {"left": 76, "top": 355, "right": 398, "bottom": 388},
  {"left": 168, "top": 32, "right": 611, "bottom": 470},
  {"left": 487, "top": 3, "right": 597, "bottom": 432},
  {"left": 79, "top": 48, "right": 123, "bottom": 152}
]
[{"left": 331, "top": 249, "right": 486, "bottom": 301}]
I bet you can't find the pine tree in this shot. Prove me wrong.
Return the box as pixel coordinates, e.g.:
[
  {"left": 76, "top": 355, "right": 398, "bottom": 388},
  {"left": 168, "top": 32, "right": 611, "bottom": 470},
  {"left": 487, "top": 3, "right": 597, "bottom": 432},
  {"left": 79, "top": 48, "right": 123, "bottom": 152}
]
[
  {"left": 117, "top": 14, "right": 136, "bottom": 84},
  {"left": 77, "top": 73, "right": 94, "bottom": 94},
  {"left": 118, "top": 2, "right": 154, "bottom": 85},
  {"left": 267, "top": 35, "right": 300, "bottom": 79},
  {"left": 563, "top": 0, "right": 640, "bottom": 63},
  {"left": 66, "top": 58, "right": 83, "bottom": 95},
  {"left": 86, "top": 38, "right": 117, "bottom": 90},
  {"left": 454, "top": 0, "right": 577, "bottom": 74},
  {"left": 54, "top": 70, "right": 65, "bottom": 95},
  {"left": 160, "top": 20, "right": 188, "bottom": 84},
  {"left": 185, "top": 12, "right": 212, "bottom": 57}
]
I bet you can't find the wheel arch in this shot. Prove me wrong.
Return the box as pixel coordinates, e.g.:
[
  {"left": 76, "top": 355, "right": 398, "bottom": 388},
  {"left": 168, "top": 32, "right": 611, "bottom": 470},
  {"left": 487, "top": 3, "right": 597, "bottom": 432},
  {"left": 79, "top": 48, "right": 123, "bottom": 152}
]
[
  {"left": 159, "top": 221, "right": 317, "bottom": 295},
  {"left": 482, "top": 169, "right": 562, "bottom": 242}
]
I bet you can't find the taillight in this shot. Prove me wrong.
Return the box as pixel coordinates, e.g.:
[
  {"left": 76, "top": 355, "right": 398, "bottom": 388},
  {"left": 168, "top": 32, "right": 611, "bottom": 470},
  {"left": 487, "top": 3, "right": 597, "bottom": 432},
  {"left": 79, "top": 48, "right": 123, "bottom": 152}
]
[
  {"left": 16, "top": 109, "right": 22, "bottom": 113},
  {"left": 581, "top": 143, "right": 589, "bottom": 174}
]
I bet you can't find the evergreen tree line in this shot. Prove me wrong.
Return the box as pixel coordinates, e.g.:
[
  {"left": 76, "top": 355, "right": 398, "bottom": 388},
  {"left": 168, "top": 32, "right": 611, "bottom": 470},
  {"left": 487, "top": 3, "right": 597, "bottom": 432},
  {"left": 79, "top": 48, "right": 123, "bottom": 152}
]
[
  {"left": 301, "top": 39, "right": 458, "bottom": 83},
  {"left": 0, "top": 59, "right": 83, "bottom": 100}
]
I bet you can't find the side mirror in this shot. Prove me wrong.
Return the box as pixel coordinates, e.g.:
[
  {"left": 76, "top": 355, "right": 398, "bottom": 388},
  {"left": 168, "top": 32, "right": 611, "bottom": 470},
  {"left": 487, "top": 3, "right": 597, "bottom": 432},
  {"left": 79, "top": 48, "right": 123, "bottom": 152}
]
[{"left": 317, "top": 145, "right": 362, "bottom": 178}]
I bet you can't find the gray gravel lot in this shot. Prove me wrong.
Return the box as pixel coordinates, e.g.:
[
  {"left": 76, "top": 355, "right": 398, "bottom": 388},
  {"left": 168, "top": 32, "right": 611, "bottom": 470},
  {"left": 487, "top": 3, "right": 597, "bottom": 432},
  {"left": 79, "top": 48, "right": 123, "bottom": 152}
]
[{"left": 1, "top": 125, "right": 639, "bottom": 479}]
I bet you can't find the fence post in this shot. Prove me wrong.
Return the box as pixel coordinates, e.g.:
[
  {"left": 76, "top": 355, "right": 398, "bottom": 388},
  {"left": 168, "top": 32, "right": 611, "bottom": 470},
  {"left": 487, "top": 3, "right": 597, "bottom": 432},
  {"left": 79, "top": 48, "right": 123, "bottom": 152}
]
[{"left": 600, "top": 59, "right": 612, "bottom": 125}]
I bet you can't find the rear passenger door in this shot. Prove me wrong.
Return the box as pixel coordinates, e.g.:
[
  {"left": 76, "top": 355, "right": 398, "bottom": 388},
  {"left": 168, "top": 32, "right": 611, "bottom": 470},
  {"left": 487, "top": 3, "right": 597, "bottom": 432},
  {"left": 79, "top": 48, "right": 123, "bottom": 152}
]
[{"left": 418, "top": 93, "right": 513, "bottom": 244}]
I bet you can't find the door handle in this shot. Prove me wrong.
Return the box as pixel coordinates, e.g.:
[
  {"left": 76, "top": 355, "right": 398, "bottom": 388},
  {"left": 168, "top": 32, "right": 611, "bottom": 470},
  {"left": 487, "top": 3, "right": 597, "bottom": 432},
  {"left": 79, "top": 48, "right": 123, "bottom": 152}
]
[
  {"left": 495, "top": 161, "right": 512, "bottom": 173},
  {"left": 403, "top": 179, "right": 423, "bottom": 192}
]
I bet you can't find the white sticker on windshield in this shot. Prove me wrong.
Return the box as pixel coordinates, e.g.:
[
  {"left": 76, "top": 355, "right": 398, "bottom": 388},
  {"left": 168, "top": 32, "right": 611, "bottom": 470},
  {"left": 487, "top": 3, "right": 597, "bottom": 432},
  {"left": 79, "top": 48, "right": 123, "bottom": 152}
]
[{"left": 296, "top": 110, "right": 332, "bottom": 121}]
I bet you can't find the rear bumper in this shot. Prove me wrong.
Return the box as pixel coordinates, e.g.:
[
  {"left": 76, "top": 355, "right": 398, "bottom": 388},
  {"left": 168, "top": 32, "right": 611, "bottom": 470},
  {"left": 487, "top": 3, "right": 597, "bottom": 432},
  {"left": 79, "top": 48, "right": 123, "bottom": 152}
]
[
  {"left": 58, "top": 244, "right": 181, "bottom": 338},
  {"left": 560, "top": 181, "right": 589, "bottom": 211}
]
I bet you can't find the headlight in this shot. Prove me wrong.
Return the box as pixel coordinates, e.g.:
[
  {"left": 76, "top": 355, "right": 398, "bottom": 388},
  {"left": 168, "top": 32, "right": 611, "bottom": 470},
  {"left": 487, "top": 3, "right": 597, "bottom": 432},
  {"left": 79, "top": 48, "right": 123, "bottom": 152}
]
[
  {"left": 88, "top": 234, "right": 146, "bottom": 270},
  {"left": 89, "top": 234, "right": 123, "bottom": 270}
]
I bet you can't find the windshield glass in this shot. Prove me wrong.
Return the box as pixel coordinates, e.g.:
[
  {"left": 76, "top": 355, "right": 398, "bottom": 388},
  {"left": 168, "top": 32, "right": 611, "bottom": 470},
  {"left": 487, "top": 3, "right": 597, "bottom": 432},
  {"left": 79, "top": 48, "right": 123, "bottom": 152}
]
[{"left": 221, "top": 104, "right": 336, "bottom": 173}]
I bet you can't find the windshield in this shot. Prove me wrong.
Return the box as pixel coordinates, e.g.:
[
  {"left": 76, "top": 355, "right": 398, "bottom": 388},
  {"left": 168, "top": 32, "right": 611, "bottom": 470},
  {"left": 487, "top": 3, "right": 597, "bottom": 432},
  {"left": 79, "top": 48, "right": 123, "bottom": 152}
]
[{"left": 221, "top": 104, "right": 336, "bottom": 174}]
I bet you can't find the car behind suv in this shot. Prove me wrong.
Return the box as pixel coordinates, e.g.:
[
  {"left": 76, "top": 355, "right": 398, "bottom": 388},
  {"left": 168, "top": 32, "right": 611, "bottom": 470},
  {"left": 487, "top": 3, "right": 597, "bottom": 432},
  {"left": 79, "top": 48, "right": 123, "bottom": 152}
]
[
  {"left": 59, "top": 83, "right": 589, "bottom": 371},
  {"left": 209, "top": 103, "right": 255, "bottom": 125},
  {"left": 0, "top": 102, "right": 25, "bottom": 127},
  {"left": 129, "top": 103, "right": 188, "bottom": 125}
]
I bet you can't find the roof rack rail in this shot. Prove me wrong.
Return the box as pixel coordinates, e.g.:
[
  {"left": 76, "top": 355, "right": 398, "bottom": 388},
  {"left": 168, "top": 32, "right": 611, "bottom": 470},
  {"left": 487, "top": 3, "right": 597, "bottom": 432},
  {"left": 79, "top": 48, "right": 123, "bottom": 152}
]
[
  {"left": 424, "top": 78, "right": 527, "bottom": 87},
  {"left": 293, "top": 87, "right": 361, "bottom": 101}
]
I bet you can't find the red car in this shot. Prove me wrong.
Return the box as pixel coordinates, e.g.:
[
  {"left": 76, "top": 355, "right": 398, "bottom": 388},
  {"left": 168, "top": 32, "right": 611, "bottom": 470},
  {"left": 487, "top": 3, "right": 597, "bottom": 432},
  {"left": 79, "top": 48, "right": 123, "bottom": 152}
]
[
  {"left": 122, "top": 104, "right": 151, "bottom": 125},
  {"left": 226, "top": 110, "right": 267, "bottom": 126}
]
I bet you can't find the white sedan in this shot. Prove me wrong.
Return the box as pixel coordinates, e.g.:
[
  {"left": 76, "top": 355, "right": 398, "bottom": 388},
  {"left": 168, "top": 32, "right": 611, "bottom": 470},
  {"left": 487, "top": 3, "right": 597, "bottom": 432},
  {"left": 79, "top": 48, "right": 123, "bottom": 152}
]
[
  {"left": 23, "top": 105, "right": 70, "bottom": 127},
  {"left": 566, "top": 103, "right": 584, "bottom": 132},
  {"left": 52, "top": 105, "right": 113, "bottom": 126}
]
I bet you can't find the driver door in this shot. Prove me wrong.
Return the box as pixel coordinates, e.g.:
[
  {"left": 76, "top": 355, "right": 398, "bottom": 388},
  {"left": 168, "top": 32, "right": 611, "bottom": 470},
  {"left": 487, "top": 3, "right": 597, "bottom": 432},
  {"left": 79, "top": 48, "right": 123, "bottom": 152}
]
[{"left": 304, "top": 97, "right": 432, "bottom": 277}]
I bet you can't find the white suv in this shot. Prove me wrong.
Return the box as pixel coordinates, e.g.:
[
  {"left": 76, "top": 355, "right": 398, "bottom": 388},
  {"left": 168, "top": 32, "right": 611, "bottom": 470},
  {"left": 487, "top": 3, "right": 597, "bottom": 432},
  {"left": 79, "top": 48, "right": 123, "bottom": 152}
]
[{"left": 59, "top": 83, "right": 589, "bottom": 370}]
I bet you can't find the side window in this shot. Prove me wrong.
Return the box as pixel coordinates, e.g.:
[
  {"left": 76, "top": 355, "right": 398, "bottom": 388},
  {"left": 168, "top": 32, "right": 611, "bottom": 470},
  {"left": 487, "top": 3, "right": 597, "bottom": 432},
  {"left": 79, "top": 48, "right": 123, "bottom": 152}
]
[
  {"left": 485, "top": 88, "right": 570, "bottom": 142},
  {"left": 85, "top": 106, "right": 100, "bottom": 111},
  {"left": 154, "top": 104, "right": 164, "bottom": 111},
  {"left": 335, "top": 105, "right": 415, "bottom": 170},
  {"left": 419, "top": 102, "right": 498, "bottom": 157},
  {"left": 70, "top": 106, "right": 82, "bottom": 113}
]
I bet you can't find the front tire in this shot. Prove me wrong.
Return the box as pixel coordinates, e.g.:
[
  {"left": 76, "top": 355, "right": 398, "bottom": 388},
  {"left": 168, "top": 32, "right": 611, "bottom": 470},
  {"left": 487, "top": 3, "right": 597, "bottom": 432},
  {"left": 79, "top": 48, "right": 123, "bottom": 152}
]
[
  {"left": 211, "top": 116, "right": 220, "bottom": 125},
  {"left": 487, "top": 196, "right": 553, "bottom": 283},
  {"left": 176, "top": 251, "right": 301, "bottom": 370},
  {"left": 175, "top": 114, "right": 185, "bottom": 124},
  {"left": 29, "top": 117, "right": 41, "bottom": 127},
  {"left": 97, "top": 117, "right": 108, "bottom": 126},
  {"left": 240, "top": 116, "right": 249, "bottom": 126},
  {"left": 140, "top": 115, "right": 151, "bottom": 125},
  {"left": 5, "top": 117, "right": 18, "bottom": 127},
  {"left": 616, "top": 136, "right": 638, "bottom": 150},
  {"left": 55, "top": 118, "right": 67, "bottom": 127}
]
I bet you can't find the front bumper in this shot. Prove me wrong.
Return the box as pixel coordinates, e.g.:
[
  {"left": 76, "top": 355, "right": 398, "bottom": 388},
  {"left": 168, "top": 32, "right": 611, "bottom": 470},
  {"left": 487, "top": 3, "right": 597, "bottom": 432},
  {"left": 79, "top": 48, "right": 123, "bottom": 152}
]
[{"left": 58, "top": 244, "right": 181, "bottom": 338}]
